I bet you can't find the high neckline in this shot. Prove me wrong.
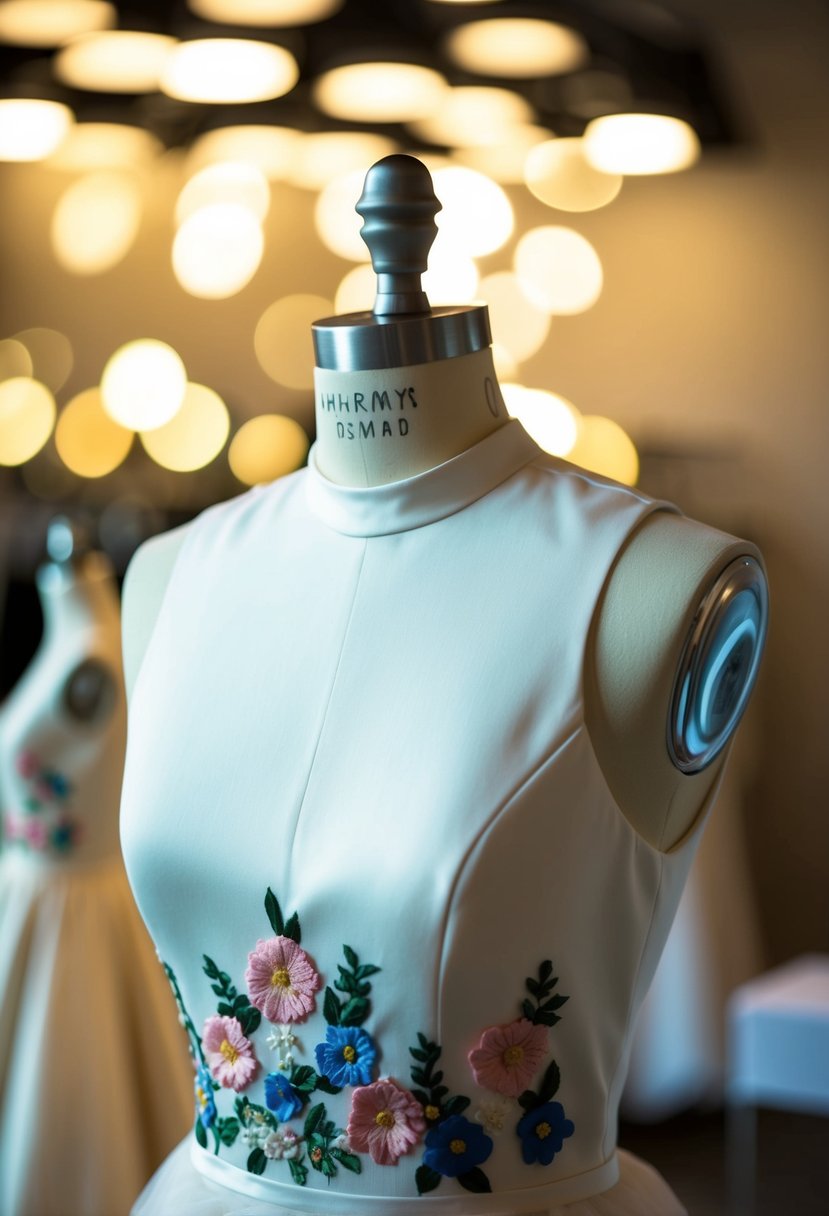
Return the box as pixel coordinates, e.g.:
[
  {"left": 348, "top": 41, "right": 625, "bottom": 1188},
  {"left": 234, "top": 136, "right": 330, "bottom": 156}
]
[{"left": 305, "top": 420, "right": 541, "bottom": 537}]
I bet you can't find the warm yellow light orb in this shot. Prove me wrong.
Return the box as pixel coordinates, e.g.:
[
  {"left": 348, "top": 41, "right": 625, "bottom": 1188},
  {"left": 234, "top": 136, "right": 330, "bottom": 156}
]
[
  {"left": 445, "top": 18, "right": 587, "bottom": 78},
  {"left": 0, "top": 0, "right": 115, "bottom": 46},
  {"left": 188, "top": 125, "right": 300, "bottom": 180},
  {"left": 172, "top": 204, "right": 265, "bottom": 299},
  {"left": 289, "top": 131, "right": 397, "bottom": 191},
  {"left": 101, "top": 339, "right": 186, "bottom": 431},
  {"left": 583, "top": 113, "right": 700, "bottom": 175},
  {"left": 175, "top": 161, "right": 270, "bottom": 225},
  {"left": 514, "top": 226, "right": 603, "bottom": 315},
  {"left": 502, "top": 384, "right": 579, "bottom": 457},
  {"left": 255, "top": 294, "right": 331, "bottom": 390},
  {"left": 47, "top": 121, "right": 162, "bottom": 170},
  {"left": 334, "top": 264, "right": 375, "bottom": 314},
  {"left": 55, "top": 387, "right": 133, "bottom": 477},
  {"left": 0, "top": 377, "right": 56, "bottom": 465},
  {"left": 433, "top": 165, "right": 513, "bottom": 256},
  {"left": 55, "top": 30, "right": 177, "bottom": 92},
  {"left": 161, "top": 39, "right": 299, "bottom": 105},
  {"left": 0, "top": 98, "right": 73, "bottom": 161},
  {"left": 423, "top": 240, "right": 479, "bottom": 304},
  {"left": 51, "top": 169, "right": 142, "bottom": 274},
  {"left": 409, "top": 86, "right": 533, "bottom": 148},
  {"left": 0, "top": 338, "right": 33, "bottom": 380},
  {"left": 525, "top": 138, "right": 623, "bottom": 212},
  {"left": 188, "top": 0, "right": 342, "bottom": 24},
  {"left": 314, "top": 168, "right": 370, "bottom": 262},
  {"left": 313, "top": 62, "right": 447, "bottom": 124},
  {"left": 14, "top": 327, "right": 73, "bottom": 391},
  {"left": 452, "top": 123, "right": 551, "bottom": 183},
  {"left": 139, "top": 382, "right": 230, "bottom": 472},
  {"left": 229, "top": 414, "right": 309, "bottom": 485},
  {"left": 477, "top": 272, "right": 551, "bottom": 363},
  {"left": 568, "top": 414, "right": 639, "bottom": 484}
]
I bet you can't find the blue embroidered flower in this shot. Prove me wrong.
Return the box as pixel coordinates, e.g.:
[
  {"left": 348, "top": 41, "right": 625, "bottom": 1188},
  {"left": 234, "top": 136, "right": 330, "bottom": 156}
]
[
  {"left": 423, "top": 1115, "right": 493, "bottom": 1177},
  {"left": 315, "top": 1025, "right": 377, "bottom": 1087},
  {"left": 264, "top": 1072, "right": 303, "bottom": 1121},
  {"left": 195, "top": 1065, "right": 217, "bottom": 1129},
  {"left": 516, "top": 1101, "right": 574, "bottom": 1165}
]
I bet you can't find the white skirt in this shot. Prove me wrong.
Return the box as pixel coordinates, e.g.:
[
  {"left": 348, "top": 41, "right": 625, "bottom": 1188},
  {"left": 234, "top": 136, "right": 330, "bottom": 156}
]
[{"left": 132, "top": 1138, "right": 686, "bottom": 1216}]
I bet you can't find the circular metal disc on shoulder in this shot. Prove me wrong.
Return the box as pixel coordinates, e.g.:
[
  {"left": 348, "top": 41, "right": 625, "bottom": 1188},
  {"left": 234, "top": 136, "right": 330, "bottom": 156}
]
[
  {"left": 668, "top": 554, "right": 769, "bottom": 774},
  {"left": 312, "top": 305, "right": 491, "bottom": 371}
]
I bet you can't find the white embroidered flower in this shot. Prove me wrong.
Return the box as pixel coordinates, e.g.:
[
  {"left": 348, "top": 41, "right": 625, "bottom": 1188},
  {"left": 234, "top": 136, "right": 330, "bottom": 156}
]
[
  {"left": 282, "top": 1128, "right": 301, "bottom": 1160},
  {"left": 266, "top": 1025, "right": 300, "bottom": 1069},
  {"left": 474, "top": 1095, "right": 514, "bottom": 1135},
  {"left": 244, "top": 1125, "right": 268, "bottom": 1149},
  {"left": 332, "top": 1133, "right": 351, "bottom": 1152}
]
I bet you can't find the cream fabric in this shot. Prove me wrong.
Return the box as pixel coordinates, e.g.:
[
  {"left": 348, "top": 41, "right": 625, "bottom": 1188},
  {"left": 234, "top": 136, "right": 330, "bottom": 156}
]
[{"left": 122, "top": 422, "right": 702, "bottom": 1215}]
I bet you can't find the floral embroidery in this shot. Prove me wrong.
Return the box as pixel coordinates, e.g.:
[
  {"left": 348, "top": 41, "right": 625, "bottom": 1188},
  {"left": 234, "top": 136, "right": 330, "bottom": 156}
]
[
  {"left": 517, "top": 1101, "right": 575, "bottom": 1165},
  {"left": 321, "top": 944, "right": 381, "bottom": 1030},
  {"left": 195, "top": 1064, "right": 218, "bottom": 1129},
  {"left": 264, "top": 1128, "right": 301, "bottom": 1160},
  {"left": 316, "top": 1025, "right": 377, "bottom": 1088},
  {"left": 264, "top": 1072, "right": 304, "bottom": 1121},
  {"left": 468, "top": 1018, "right": 549, "bottom": 1097},
  {"left": 203, "top": 955, "right": 261, "bottom": 1037},
  {"left": 408, "top": 1036, "right": 490, "bottom": 1195},
  {"left": 245, "top": 890, "right": 321, "bottom": 1024},
  {"left": 266, "top": 1025, "right": 299, "bottom": 1070},
  {"left": 424, "top": 1115, "right": 493, "bottom": 1183},
  {"left": 474, "top": 1095, "right": 513, "bottom": 1135},
  {"left": 347, "top": 1079, "right": 426, "bottom": 1165},
  {"left": 203, "top": 1015, "right": 259, "bottom": 1091},
  {"left": 4, "top": 751, "right": 81, "bottom": 855}
]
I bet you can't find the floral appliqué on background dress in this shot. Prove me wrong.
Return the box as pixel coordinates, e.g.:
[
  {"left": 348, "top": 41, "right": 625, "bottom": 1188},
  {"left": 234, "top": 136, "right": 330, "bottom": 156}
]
[{"left": 3, "top": 750, "right": 81, "bottom": 855}]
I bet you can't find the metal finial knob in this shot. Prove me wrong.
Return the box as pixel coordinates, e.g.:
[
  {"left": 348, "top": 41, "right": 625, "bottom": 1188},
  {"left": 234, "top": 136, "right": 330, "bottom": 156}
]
[{"left": 356, "top": 154, "right": 441, "bottom": 317}]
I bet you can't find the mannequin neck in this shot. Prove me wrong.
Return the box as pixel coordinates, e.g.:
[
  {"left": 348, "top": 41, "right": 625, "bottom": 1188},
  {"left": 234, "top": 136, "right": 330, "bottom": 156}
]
[
  {"left": 313, "top": 347, "right": 508, "bottom": 488},
  {"left": 36, "top": 552, "right": 119, "bottom": 641}
]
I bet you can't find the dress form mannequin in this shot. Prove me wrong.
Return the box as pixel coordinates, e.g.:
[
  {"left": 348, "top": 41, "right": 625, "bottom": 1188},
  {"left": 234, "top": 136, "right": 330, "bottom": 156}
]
[{"left": 0, "top": 518, "right": 192, "bottom": 1216}]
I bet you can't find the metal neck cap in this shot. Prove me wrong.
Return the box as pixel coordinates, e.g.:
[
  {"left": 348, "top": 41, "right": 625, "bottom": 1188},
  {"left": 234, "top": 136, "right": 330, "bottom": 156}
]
[{"left": 313, "top": 154, "right": 490, "bottom": 372}]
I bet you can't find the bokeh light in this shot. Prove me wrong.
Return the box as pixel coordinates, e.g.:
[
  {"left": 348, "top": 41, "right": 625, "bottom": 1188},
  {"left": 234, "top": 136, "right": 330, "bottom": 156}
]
[
  {"left": 423, "top": 240, "right": 479, "bottom": 304},
  {"left": 432, "top": 166, "right": 513, "bottom": 256},
  {"left": 172, "top": 204, "right": 265, "bottom": 298},
  {"left": 584, "top": 113, "right": 700, "bottom": 175},
  {"left": 47, "top": 121, "right": 163, "bottom": 170},
  {"left": 0, "top": 0, "right": 115, "bottom": 46},
  {"left": 514, "top": 226, "right": 603, "bottom": 315},
  {"left": 229, "top": 414, "right": 309, "bottom": 485},
  {"left": 0, "top": 99, "right": 73, "bottom": 161},
  {"left": 524, "top": 138, "right": 622, "bottom": 212},
  {"left": 568, "top": 414, "right": 639, "bottom": 484},
  {"left": 289, "top": 131, "right": 397, "bottom": 191},
  {"left": 188, "top": 125, "right": 300, "bottom": 180},
  {"left": 55, "top": 30, "right": 177, "bottom": 92},
  {"left": 477, "top": 272, "right": 551, "bottom": 363},
  {"left": 175, "top": 161, "right": 270, "bottom": 225},
  {"left": 452, "top": 124, "right": 551, "bottom": 183},
  {"left": 139, "top": 382, "right": 230, "bottom": 471},
  {"left": 314, "top": 169, "right": 370, "bottom": 261},
  {"left": 0, "top": 378, "right": 56, "bottom": 465},
  {"left": 14, "top": 327, "right": 73, "bottom": 391},
  {"left": 51, "top": 169, "right": 142, "bottom": 274},
  {"left": 334, "top": 264, "right": 374, "bottom": 314},
  {"left": 188, "top": 0, "right": 342, "bottom": 23},
  {"left": 502, "top": 384, "right": 579, "bottom": 457},
  {"left": 55, "top": 387, "right": 133, "bottom": 477},
  {"left": 255, "top": 294, "right": 331, "bottom": 389},
  {"left": 101, "top": 339, "right": 186, "bottom": 431},
  {"left": 0, "top": 338, "right": 33, "bottom": 380},
  {"left": 161, "top": 39, "right": 299, "bottom": 104},
  {"left": 313, "top": 62, "right": 447, "bottom": 123},
  {"left": 409, "top": 86, "right": 533, "bottom": 147},
  {"left": 445, "top": 18, "right": 587, "bottom": 78}
]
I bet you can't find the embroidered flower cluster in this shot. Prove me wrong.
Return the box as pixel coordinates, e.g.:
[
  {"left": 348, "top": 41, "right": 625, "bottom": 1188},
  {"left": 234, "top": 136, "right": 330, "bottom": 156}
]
[
  {"left": 3, "top": 750, "right": 81, "bottom": 855},
  {"left": 162, "top": 890, "right": 574, "bottom": 1199}
]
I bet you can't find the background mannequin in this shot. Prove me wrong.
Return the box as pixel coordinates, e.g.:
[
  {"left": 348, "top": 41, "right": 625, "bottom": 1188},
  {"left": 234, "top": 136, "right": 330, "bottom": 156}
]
[{"left": 0, "top": 518, "right": 192, "bottom": 1216}]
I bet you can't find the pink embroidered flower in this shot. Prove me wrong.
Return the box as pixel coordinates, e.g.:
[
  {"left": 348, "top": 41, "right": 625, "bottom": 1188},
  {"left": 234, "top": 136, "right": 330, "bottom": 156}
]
[
  {"left": 468, "top": 1018, "right": 549, "bottom": 1098},
  {"left": 347, "top": 1078, "right": 426, "bottom": 1166},
  {"left": 203, "top": 1015, "right": 259, "bottom": 1091},
  {"left": 245, "top": 936, "right": 321, "bottom": 1024},
  {"left": 16, "top": 750, "right": 38, "bottom": 779},
  {"left": 23, "top": 818, "right": 48, "bottom": 849}
]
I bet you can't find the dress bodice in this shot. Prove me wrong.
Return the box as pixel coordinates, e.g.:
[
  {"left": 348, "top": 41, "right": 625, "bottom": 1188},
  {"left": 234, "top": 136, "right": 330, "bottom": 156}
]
[{"left": 121, "top": 422, "right": 706, "bottom": 1214}]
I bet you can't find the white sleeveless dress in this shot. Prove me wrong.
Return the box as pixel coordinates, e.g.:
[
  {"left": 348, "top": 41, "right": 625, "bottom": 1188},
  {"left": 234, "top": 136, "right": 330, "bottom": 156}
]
[{"left": 122, "top": 421, "right": 702, "bottom": 1216}]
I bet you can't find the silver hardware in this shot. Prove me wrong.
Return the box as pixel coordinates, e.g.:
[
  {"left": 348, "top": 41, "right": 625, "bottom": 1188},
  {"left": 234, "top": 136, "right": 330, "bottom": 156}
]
[
  {"left": 668, "top": 554, "right": 768, "bottom": 773},
  {"left": 312, "top": 154, "right": 491, "bottom": 371}
]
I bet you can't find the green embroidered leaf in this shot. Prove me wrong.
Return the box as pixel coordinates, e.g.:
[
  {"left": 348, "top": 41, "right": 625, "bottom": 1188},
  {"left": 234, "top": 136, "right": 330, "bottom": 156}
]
[
  {"left": 232, "top": 993, "right": 250, "bottom": 1012},
  {"left": 538, "top": 1059, "right": 561, "bottom": 1103},
  {"left": 194, "top": 1118, "right": 208, "bottom": 1149},
  {"left": 521, "top": 998, "right": 536, "bottom": 1021},
  {"left": 354, "top": 981, "right": 371, "bottom": 998},
  {"left": 356, "top": 963, "right": 380, "bottom": 979},
  {"left": 211, "top": 983, "right": 226, "bottom": 999},
  {"left": 247, "top": 1148, "right": 267, "bottom": 1176},
  {"left": 417, "top": 1032, "right": 430, "bottom": 1049},
  {"left": 283, "top": 912, "right": 301, "bottom": 944},
  {"left": 433, "top": 1085, "right": 448, "bottom": 1101},
  {"left": 410, "top": 1067, "right": 429, "bottom": 1087},
  {"left": 458, "top": 1168, "right": 492, "bottom": 1194},
  {"left": 540, "top": 994, "right": 569, "bottom": 1012},
  {"left": 202, "top": 955, "right": 220, "bottom": 980},
  {"left": 331, "top": 1148, "right": 361, "bottom": 1174},
  {"left": 539, "top": 959, "right": 553, "bottom": 984},
  {"left": 323, "top": 987, "right": 342, "bottom": 1026},
  {"left": 320, "top": 1154, "right": 337, "bottom": 1178},
  {"left": 518, "top": 1089, "right": 539, "bottom": 1112},
  {"left": 217, "top": 1001, "right": 235, "bottom": 1017},
  {"left": 535, "top": 1012, "right": 562, "bottom": 1028},
  {"left": 410, "top": 1048, "right": 429, "bottom": 1063},
  {"left": 431, "top": 1070, "right": 444, "bottom": 1086},
  {"left": 340, "top": 996, "right": 369, "bottom": 1026},
  {"left": 307, "top": 1132, "right": 326, "bottom": 1153},
  {"left": 343, "top": 944, "right": 359, "bottom": 970},
  {"left": 304, "top": 1103, "right": 325, "bottom": 1138},
  {"left": 234, "top": 1097, "right": 249, "bottom": 1122},
  {"left": 288, "top": 1158, "right": 308, "bottom": 1187},
  {"left": 315, "top": 1074, "right": 342, "bottom": 1096},
  {"left": 217, "top": 1117, "right": 240, "bottom": 1146},
  {"left": 264, "top": 888, "right": 284, "bottom": 936},
  {"left": 416, "top": 1165, "right": 442, "bottom": 1195},
  {"left": 237, "top": 1007, "right": 261, "bottom": 1037},
  {"left": 291, "top": 1065, "right": 316, "bottom": 1093},
  {"left": 442, "top": 1095, "right": 470, "bottom": 1117},
  {"left": 526, "top": 977, "right": 540, "bottom": 997},
  {"left": 411, "top": 1088, "right": 429, "bottom": 1105},
  {"left": 335, "top": 971, "right": 356, "bottom": 995}
]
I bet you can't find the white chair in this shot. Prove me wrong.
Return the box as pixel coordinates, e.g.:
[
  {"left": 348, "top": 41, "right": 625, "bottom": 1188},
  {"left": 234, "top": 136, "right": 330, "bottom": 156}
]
[{"left": 726, "top": 954, "right": 829, "bottom": 1211}]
